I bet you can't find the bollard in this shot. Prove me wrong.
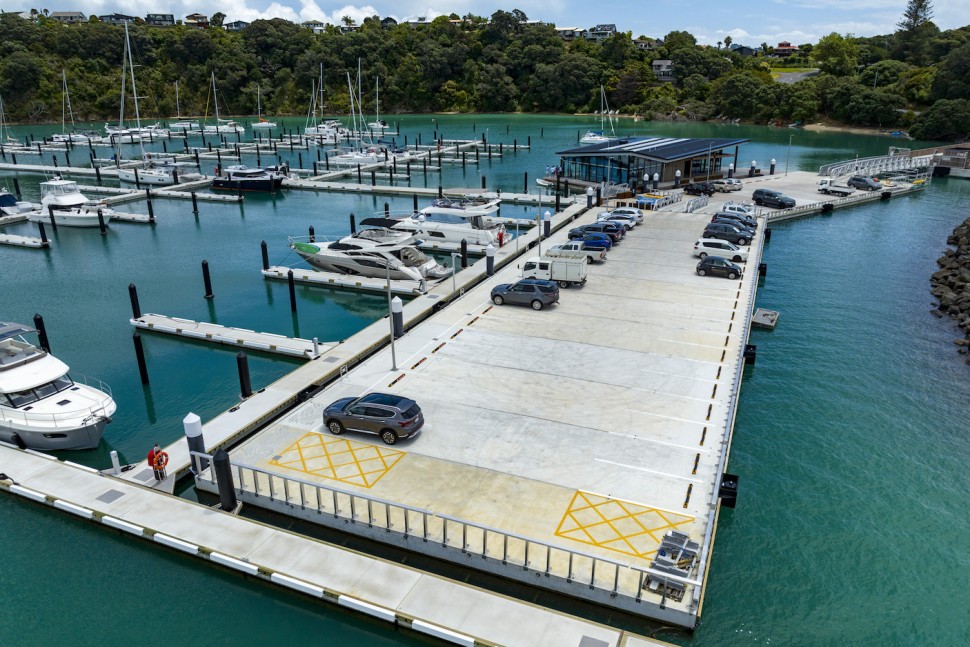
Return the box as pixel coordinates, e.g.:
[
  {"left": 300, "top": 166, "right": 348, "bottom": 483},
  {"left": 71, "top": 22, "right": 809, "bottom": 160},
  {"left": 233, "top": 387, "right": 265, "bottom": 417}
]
[
  {"left": 765, "top": 228, "right": 772, "bottom": 242},
  {"left": 237, "top": 352, "right": 253, "bottom": 399},
  {"left": 749, "top": 160, "right": 756, "bottom": 177},
  {"left": 523, "top": 171, "right": 528, "bottom": 193},
  {"left": 212, "top": 448, "right": 237, "bottom": 512},
  {"left": 514, "top": 139, "right": 517, "bottom": 153},
  {"left": 563, "top": 179, "right": 570, "bottom": 197},
  {"left": 202, "top": 260, "right": 214, "bottom": 299},
  {"left": 652, "top": 173, "right": 659, "bottom": 191},
  {"left": 769, "top": 158, "right": 776, "bottom": 175},
  {"left": 308, "top": 225, "right": 315, "bottom": 243},
  {"left": 413, "top": 194, "right": 419, "bottom": 213},
  {"left": 438, "top": 185, "right": 443, "bottom": 199},
  {"left": 325, "top": 152, "right": 329, "bottom": 170},
  {"left": 486, "top": 243, "right": 495, "bottom": 276},
  {"left": 384, "top": 202, "right": 390, "bottom": 217},
  {"left": 349, "top": 213, "right": 356, "bottom": 234},
  {"left": 543, "top": 211, "right": 551, "bottom": 238},
  {"left": 183, "top": 412, "right": 208, "bottom": 474},
  {"left": 37, "top": 221, "right": 48, "bottom": 244},
  {"left": 287, "top": 269, "right": 297, "bottom": 312},
  {"left": 12, "top": 178, "right": 20, "bottom": 199},
  {"left": 460, "top": 239, "right": 468, "bottom": 268},
  {"left": 52, "top": 154, "right": 58, "bottom": 167},
  {"left": 260, "top": 240, "right": 269, "bottom": 270},
  {"left": 11, "top": 152, "right": 16, "bottom": 165},
  {"left": 743, "top": 344, "right": 757, "bottom": 366},
  {"left": 500, "top": 143, "right": 503, "bottom": 155},
  {"left": 586, "top": 187, "right": 594, "bottom": 208},
  {"left": 47, "top": 205, "right": 58, "bottom": 231},
  {"left": 216, "top": 149, "right": 222, "bottom": 167},
  {"left": 758, "top": 263, "right": 767, "bottom": 277},
  {"left": 134, "top": 168, "right": 141, "bottom": 189},
  {"left": 65, "top": 150, "right": 71, "bottom": 167},
  {"left": 145, "top": 189, "right": 154, "bottom": 221},
  {"left": 728, "top": 163, "right": 734, "bottom": 179},
  {"left": 371, "top": 170, "right": 376, "bottom": 186},
  {"left": 133, "top": 332, "right": 149, "bottom": 384},
  {"left": 97, "top": 209, "right": 106, "bottom": 235},
  {"left": 110, "top": 450, "right": 121, "bottom": 476},
  {"left": 312, "top": 337, "right": 320, "bottom": 358},
  {"left": 237, "top": 181, "right": 243, "bottom": 200},
  {"left": 391, "top": 297, "right": 404, "bottom": 338},
  {"left": 299, "top": 152, "right": 303, "bottom": 169},
  {"left": 481, "top": 175, "right": 486, "bottom": 190},
  {"left": 33, "top": 314, "right": 50, "bottom": 353},
  {"left": 128, "top": 283, "right": 142, "bottom": 318},
  {"left": 675, "top": 170, "right": 682, "bottom": 188},
  {"left": 162, "top": 140, "right": 167, "bottom": 153},
  {"left": 313, "top": 161, "right": 318, "bottom": 175},
  {"left": 172, "top": 168, "right": 179, "bottom": 185},
  {"left": 191, "top": 191, "right": 199, "bottom": 214},
  {"left": 555, "top": 193, "right": 561, "bottom": 212},
  {"left": 357, "top": 165, "right": 362, "bottom": 183}
]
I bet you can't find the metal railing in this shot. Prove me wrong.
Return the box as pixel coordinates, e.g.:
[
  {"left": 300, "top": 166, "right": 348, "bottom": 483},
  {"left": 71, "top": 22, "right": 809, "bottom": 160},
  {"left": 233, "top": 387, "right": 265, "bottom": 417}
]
[
  {"left": 819, "top": 153, "right": 936, "bottom": 178},
  {"left": 0, "top": 374, "right": 114, "bottom": 429},
  {"left": 192, "top": 453, "right": 702, "bottom": 609}
]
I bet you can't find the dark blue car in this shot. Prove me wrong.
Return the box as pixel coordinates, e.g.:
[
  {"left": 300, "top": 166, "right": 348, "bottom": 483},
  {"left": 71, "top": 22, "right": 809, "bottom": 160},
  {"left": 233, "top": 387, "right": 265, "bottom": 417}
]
[{"left": 567, "top": 231, "right": 613, "bottom": 249}]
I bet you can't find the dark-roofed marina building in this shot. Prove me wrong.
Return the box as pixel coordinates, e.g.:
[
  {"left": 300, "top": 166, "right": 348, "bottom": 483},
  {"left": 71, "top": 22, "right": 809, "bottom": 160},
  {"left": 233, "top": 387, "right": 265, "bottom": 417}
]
[{"left": 557, "top": 136, "right": 749, "bottom": 190}]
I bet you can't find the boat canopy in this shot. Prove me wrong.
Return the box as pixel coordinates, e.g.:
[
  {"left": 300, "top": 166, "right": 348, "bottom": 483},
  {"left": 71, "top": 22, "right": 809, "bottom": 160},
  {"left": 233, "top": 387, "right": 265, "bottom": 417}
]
[{"left": 0, "top": 322, "right": 36, "bottom": 342}]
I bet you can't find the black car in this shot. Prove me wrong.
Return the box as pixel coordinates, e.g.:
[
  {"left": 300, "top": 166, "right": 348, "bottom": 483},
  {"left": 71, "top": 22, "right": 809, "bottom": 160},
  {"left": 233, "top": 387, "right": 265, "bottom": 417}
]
[
  {"left": 751, "top": 188, "right": 795, "bottom": 208},
  {"left": 696, "top": 256, "right": 743, "bottom": 279},
  {"left": 847, "top": 175, "right": 882, "bottom": 191},
  {"left": 324, "top": 392, "right": 424, "bottom": 445},
  {"left": 703, "top": 222, "right": 751, "bottom": 245},
  {"left": 491, "top": 279, "right": 560, "bottom": 310},
  {"left": 569, "top": 222, "right": 624, "bottom": 243},
  {"left": 711, "top": 211, "right": 757, "bottom": 229},
  {"left": 684, "top": 182, "right": 715, "bottom": 196},
  {"left": 710, "top": 215, "right": 756, "bottom": 236}
]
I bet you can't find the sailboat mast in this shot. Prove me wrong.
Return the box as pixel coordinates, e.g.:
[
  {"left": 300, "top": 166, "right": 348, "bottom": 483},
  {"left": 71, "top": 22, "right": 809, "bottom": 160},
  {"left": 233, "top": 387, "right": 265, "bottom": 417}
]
[
  {"left": 212, "top": 72, "right": 220, "bottom": 122},
  {"left": 125, "top": 24, "right": 142, "bottom": 129},
  {"left": 175, "top": 80, "right": 181, "bottom": 118},
  {"left": 61, "top": 70, "right": 67, "bottom": 134}
]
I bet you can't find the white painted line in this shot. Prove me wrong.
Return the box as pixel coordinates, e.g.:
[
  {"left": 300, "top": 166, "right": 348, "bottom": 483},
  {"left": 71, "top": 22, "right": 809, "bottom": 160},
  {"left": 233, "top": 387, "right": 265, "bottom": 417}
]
[
  {"left": 270, "top": 573, "right": 324, "bottom": 598},
  {"left": 337, "top": 596, "right": 397, "bottom": 622},
  {"left": 153, "top": 533, "right": 200, "bottom": 555},
  {"left": 9, "top": 484, "right": 47, "bottom": 503},
  {"left": 410, "top": 620, "right": 476, "bottom": 646},
  {"left": 102, "top": 516, "right": 145, "bottom": 535},
  {"left": 210, "top": 552, "right": 260, "bottom": 576},
  {"left": 64, "top": 460, "right": 99, "bottom": 474},
  {"left": 53, "top": 500, "right": 94, "bottom": 518}
]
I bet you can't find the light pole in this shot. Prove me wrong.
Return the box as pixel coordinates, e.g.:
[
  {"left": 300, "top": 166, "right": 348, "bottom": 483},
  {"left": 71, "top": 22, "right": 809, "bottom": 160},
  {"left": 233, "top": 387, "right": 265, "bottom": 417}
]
[
  {"left": 786, "top": 133, "right": 793, "bottom": 176},
  {"left": 385, "top": 263, "right": 397, "bottom": 371},
  {"left": 451, "top": 252, "right": 461, "bottom": 292},
  {"left": 536, "top": 213, "right": 542, "bottom": 256}
]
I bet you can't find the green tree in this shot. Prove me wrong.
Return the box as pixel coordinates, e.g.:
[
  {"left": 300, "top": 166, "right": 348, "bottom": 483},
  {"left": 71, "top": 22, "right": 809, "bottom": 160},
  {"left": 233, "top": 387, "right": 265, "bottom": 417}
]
[
  {"left": 858, "top": 59, "right": 910, "bottom": 88},
  {"left": 211, "top": 12, "right": 225, "bottom": 28},
  {"left": 724, "top": 36, "right": 732, "bottom": 49},
  {"left": 898, "top": 0, "right": 933, "bottom": 30},
  {"left": 930, "top": 42, "right": 970, "bottom": 100},
  {"left": 663, "top": 30, "right": 696, "bottom": 53},
  {"left": 910, "top": 98, "right": 970, "bottom": 139},
  {"left": 813, "top": 33, "right": 858, "bottom": 76}
]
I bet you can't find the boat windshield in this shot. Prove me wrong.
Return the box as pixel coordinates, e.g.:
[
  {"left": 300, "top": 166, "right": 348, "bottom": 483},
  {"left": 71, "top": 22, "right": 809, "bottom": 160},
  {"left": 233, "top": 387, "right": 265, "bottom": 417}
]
[{"left": 2, "top": 374, "right": 74, "bottom": 408}]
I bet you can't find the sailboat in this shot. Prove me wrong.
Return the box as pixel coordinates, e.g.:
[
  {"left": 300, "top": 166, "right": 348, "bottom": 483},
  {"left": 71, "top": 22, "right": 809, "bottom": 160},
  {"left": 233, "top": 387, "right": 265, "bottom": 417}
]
[
  {"left": 116, "top": 25, "right": 196, "bottom": 186},
  {"left": 330, "top": 67, "right": 380, "bottom": 165},
  {"left": 251, "top": 85, "right": 276, "bottom": 130},
  {"left": 0, "top": 93, "right": 19, "bottom": 146},
  {"left": 169, "top": 80, "right": 199, "bottom": 131},
  {"left": 52, "top": 71, "right": 101, "bottom": 144},
  {"left": 203, "top": 73, "right": 244, "bottom": 134},
  {"left": 580, "top": 86, "right": 615, "bottom": 145},
  {"left": 304, "top": 65, "right": 342, "bottom": 142},
  {"left": 367, "top": 77, "right": 388, "bottom": 132}
]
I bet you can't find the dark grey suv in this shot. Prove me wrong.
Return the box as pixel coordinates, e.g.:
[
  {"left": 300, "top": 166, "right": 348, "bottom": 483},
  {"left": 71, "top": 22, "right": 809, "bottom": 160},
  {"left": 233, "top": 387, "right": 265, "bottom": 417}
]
[
  {"left": 491, "top": 279, "right": 560, "bottom": 310},
  {"left": 703, "top": 222, "right": 751, "bottom": 245},
  {"left": 847, "top": 176, "right": 881, "bottom": 191},
  {"left": 324, "top": 392, "right": 424, "bottom": 445},
  {"left": 752, "top": 188, "right": 795, "bottom": 208}
]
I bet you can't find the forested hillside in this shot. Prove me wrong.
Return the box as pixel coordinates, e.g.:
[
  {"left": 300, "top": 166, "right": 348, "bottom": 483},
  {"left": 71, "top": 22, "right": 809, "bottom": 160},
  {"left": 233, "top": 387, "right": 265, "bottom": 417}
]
[{"left": 1, "top": 4, "right": 968, "bottom": 140}]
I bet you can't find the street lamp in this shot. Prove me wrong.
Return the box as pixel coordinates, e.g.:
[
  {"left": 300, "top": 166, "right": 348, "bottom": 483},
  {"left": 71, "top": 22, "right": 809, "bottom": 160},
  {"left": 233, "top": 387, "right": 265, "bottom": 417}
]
[
  {"left": 385, "top": 263, "right": 397, "bottom": 371},
  {"left": 536, "top": 213, "right": 542, "bottom": 257},
  {"left": 786, "top": 133, "right": 793, "bottom": 176}
]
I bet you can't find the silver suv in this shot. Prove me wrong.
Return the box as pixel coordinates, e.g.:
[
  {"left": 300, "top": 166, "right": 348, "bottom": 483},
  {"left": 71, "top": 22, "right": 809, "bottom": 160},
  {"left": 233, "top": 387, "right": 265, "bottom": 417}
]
[
  {"left": 324, "top": 392, "right": 424, "bottom": 445},
  {"left": 847, "top": 176, "right": 881, "bottom": 191}
]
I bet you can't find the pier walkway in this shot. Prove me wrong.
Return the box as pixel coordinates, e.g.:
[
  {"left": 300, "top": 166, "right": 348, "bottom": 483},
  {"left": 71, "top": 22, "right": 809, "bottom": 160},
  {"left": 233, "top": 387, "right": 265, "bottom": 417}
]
[
  {"left": 130, "top": 314, "right": 335, "bottom": 359},
  {"left": 0, "top": 445, "right": 661, "bottom": 647}
]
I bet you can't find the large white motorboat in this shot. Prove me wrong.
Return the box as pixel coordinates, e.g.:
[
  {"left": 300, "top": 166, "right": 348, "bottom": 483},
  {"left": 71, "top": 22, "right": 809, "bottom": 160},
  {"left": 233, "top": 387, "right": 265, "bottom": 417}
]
[
  {"left": 26, "top": 178, "right": 115, "bottom": 228},
  {"left": 212, "top": 165, "right": 286, "bottom": 192},
  {"left": 0, "top": 321, "right": 116, "bottom": 450},
  {"left": 372, "top": 197, "right": 506, "bottom": 247},
  {"left": 289, "top": 227, "right": 450, "bottom": 282}
]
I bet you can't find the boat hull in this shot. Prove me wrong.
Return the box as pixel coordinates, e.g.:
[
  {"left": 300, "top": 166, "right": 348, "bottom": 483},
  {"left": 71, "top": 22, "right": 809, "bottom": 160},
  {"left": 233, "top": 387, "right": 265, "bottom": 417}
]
[
  {"left": 0, "top": 416, "right": 108, "bottom": 450},
  {"left": 27, "top": 209, "right": 113, "bottom": 228},
  {"left": 212, "top": 177, "right": 283, "bottom": 192},
  {"left": 117, "top": 168, "right": 176, "bottom": 186}
]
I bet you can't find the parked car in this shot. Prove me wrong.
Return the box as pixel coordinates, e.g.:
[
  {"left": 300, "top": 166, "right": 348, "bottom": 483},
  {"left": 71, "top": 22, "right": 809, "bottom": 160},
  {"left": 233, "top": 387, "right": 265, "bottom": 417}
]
[
  {"left": 604, "top": 206, "right": 645, "bottom": 223},
  {"left": 491, "top": 279, "right": 560, "bottom": 310},
  {"left": 712, "top": 178, "right": 744, "bottom": 192},
  {"left": 752, "top": 188, "right": 796, "bottom": 208},
  {"left": 546, "top": 241, "right": 607, "bottom": 263},
  {"left": 696, "top": 256, "right": 743, "bottom": 279},
  {"left": 693, "top": 238, "right": 749, "bottom": 262},
  {"left": 684, "top": 181, "right": 715, "bottom": 196},
  {"left": 703, "top": 222, "right": 752, "bottom": 245},
  {"left": 568, "top": 232, "right": 613, "bottom": 250},
  {"left": 569, "top": 222, "right": 624, "bottom": 242},
  {"left": 324, "top": 392, "right": 424, "bottom": 445},
  {"left": 847, "top": 175, "right": 882, "bottom": 191},
  {"left": 596, "top": 211, "right": 637, "bottom": 229},
  {"left": 721, "top": 202, "right": 758, "bottom": 217},
  {"left": 711, "top": 212, "right": 757, "bottom": 231}
]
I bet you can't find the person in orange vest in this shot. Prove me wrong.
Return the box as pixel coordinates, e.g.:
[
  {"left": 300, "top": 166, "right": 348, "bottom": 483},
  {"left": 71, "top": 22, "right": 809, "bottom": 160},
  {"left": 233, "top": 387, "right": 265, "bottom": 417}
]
[{"left": 148, "top": 443, "right": 167, "bottom": 481}]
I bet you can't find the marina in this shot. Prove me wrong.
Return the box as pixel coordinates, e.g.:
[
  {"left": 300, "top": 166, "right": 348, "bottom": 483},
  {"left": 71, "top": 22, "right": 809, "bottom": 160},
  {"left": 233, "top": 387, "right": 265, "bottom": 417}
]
[{"left": 1, "top": 115, "right": 966, "bottom": 646}]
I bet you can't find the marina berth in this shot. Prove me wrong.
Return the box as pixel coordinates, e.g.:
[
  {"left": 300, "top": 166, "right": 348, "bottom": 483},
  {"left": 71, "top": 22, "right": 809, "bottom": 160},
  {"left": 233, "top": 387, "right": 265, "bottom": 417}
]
[
  {"left": 0, "top": 322, "right": 116, "bottom": 450},
  {"left": 211, "top": 165, "right": 285, "bottom": 192},
  {"left": 25, "top": 178, "right": 115, "bottom": 228}
]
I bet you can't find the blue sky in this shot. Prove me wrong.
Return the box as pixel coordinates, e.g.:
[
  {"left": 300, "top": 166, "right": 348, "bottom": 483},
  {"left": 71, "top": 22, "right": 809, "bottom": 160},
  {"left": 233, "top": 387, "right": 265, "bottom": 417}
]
[{"left": 41, "top": 0, "right": 970, "bottom": 46}]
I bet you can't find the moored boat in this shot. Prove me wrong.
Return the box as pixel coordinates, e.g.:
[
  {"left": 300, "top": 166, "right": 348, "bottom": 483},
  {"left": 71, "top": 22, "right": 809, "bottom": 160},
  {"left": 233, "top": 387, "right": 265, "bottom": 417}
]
[
  {"left": 290, "top": 227, "right": 450, "bottom": 281},
  {"left": 212, "top": 165, "right": 285, "bottom": 192},
  {"left": 26, "top": 178, "right": 115, "bottom": 227}
]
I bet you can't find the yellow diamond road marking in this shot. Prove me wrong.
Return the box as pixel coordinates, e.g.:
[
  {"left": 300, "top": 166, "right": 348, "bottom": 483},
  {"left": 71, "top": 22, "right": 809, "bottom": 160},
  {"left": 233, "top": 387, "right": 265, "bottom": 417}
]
[
  {"left": 270, "top": 432, "right": 405, "bottom": 488},
  {"left": 555, "top": 491, "right": 694, "bottom": 561}
]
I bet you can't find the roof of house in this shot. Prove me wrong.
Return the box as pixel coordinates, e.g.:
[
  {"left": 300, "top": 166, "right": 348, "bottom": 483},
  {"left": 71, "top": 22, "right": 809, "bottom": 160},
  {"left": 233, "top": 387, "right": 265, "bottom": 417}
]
[{"left": 557, "top": 137, "right": 749, "bottom": 163}]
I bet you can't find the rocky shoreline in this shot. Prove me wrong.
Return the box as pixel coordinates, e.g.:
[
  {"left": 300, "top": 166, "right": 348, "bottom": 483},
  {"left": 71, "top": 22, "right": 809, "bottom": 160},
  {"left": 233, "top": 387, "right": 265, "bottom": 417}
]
[{"left": 930, "top": 217, "right": 970, "bottom": 359}]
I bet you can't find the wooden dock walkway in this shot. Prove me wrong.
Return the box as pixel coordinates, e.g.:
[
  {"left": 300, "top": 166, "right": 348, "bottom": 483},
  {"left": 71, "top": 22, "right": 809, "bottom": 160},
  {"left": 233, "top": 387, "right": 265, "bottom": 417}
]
[
  {"left": 130, "top": 314, "right": 334, "bottom": 359},
  {"left": 0, "top": 445, "right": 655, "bottom": 647}
]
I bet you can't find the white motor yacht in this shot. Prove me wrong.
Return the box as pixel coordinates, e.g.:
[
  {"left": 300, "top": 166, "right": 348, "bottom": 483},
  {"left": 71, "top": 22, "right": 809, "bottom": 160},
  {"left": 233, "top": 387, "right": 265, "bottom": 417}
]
[
  {"left": 0, "top": 188, "right": 34, "bottom": 216},
  {"left": 117, "top": 158, "right": 202, "bottom": 186},
  {"left": 290, "top": 228, "right": 450, "bottom": 282},
  {"left": 377, "top": 197, "right": 505, "bottom": 247},
  {"left": 26, "top": 178, "right": 115, "bottom": 228},
  {"left": 330, "top": 146, "right": 381, "bottom": 165},
  {"left": 0, "top": 321, "right": 116, "bottom": 450}
]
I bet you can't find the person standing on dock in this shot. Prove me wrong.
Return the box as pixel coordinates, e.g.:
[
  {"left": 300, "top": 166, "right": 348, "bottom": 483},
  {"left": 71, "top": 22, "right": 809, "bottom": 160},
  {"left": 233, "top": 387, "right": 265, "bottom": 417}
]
[{"left": 148, "top": 443, "right": 166, "bottom": 481}]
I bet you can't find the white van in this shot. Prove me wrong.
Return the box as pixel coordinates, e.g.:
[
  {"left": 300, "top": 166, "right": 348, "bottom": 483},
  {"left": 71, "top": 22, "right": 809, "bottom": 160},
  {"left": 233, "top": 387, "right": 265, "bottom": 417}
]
[
  {"left": 521, "top": 256, "right": 588, "bottom": 287},
  {"left": 693, "top": 238, "right": 749, "bottom": 262}
]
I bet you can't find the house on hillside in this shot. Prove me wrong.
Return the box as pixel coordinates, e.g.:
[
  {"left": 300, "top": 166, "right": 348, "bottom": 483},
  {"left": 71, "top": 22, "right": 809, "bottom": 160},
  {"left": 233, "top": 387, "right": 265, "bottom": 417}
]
[
  {"left": 635, "top": 38, "right": 663, "bottom": 51},
  {"left": 555, "top": 27, "right": 587, "bottom": 40},
  {"left": 774, "top": 41, "right": 800, "bottom": 56},
  {"left": 339, "top": 22, "right": 359, "bottom": 33},
  {"left": 731, "top": 45, "right": 759, "bottom": 57},
  {"left": 224, "top": 20, "right": 249, "bottom": 31},
  {"left": 184, "top": 13, "right": 209, "bottom": 29},
  {"left": 587, "top": 24, "right": 617, "bottom": 41},
  {"left": 652, "top": 59, "right": 675, "bottom": 82},
  {"left": 145, "top": 13, "right": 175, "bottom": 26},
  {"left": 404, "top": 16, "right": 433, "bottom": 28},
  {"left": 49, "top": 11, "right": 86, "bottom": 23},
  {"left": 98, "top": 13, "right": 137, "bottom": 24},
  {"left": 380, "top": 17, "right": 397, "bottom": 29}
]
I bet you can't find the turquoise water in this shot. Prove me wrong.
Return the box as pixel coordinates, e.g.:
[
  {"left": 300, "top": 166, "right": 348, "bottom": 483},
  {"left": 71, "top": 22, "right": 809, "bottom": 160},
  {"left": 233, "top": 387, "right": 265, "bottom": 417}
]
[{"left": 2, "top": 117, "right": 968, "bottom": 645}]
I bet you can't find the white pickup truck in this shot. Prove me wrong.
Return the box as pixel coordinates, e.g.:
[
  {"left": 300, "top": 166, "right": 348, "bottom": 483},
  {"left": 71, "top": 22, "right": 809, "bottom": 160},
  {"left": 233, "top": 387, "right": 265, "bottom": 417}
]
[
  {"left": 545, "top": 241, "right": 607, "bottom": 263},
  {"left": 817, "top": 178, "right": 856, "bottom": 196},
  {"left": 521, "top": 255, "right": 588, "bottom": 288}
]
